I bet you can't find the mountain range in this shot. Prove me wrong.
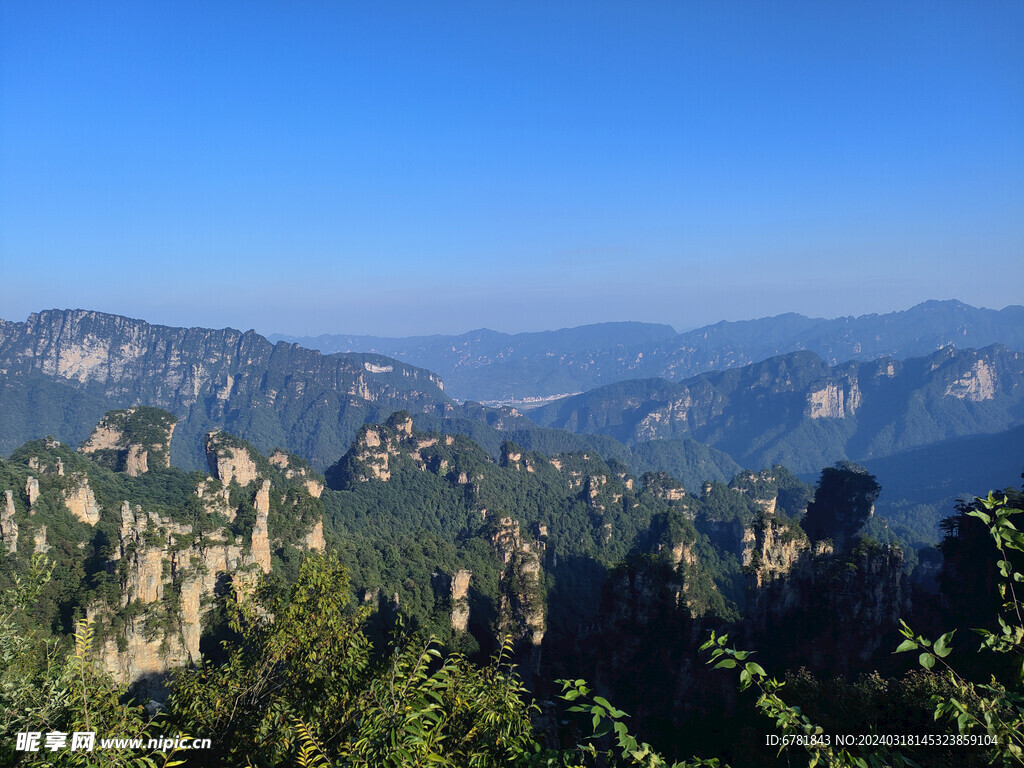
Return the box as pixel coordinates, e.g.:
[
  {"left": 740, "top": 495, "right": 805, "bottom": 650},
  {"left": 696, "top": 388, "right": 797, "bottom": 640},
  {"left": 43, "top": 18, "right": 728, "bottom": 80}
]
[
  {"left": 0, "top": 309, "right": 450, "bottom": 468},
  {"left": 528, "top": 344, "right": 1024, "bottom": 474},
  {"left": 3, "top": 304, "right": 1023, "bottom": 545},
  {"left": 3, "top": 302, "right": 1024, "bottom": 765},
  {"left": 272, "top": 300, "right": 1024, "bottom": 403}
]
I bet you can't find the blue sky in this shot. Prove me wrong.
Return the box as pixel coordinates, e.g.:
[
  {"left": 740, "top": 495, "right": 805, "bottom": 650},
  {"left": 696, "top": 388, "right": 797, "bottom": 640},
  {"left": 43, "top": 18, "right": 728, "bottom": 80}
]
[{"left": 2, "top": 1, "right": 1022, "bottom": 336}]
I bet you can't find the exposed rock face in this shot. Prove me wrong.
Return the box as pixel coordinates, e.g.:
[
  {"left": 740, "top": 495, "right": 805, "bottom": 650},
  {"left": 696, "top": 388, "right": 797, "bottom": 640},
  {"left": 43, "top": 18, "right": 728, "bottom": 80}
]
[
  {"left": 491, "top": 516, "right": 545, "bottom": 671},
  {"left": 392, "top": 413, "right": 413, "bottom": 437},
  {"left": 1, "top": 490, "right": 17, "bottom": 553},
  {"left": 61, "top": 473, "right": 102, "bottom": 525},
  {"left": 806, "top": 378, "right": 861, "bottom": 419},
  {"left": 584, "top": 474, "right": 607, "bottom": 502},
  {"left": 25, "top": 476, "right": 39, "bottom": 508},
  {"left": 268, "top": 449, "right": 325, "bottom": 498},
  {"left": 668, "top": 538, "right": 697, "bottom": 569},
  {"left": 79, "top": 422, "right": 123, "bottom": 452},
  {"left": 302, "top": 519, "right": 326, "bottom": 552},
  {"left": 92, "top": 467, "right": 326, "bottom": 693},
  {"left": 746, "top": 537, "right": 907, "bottom": 672},
  {"left": 93, "top": 500, "right": 250, "bottom": 693},
  {"left": 124, "top": 445, "right": 149, "bottom": 476},
  {"left": 640, "top": 471, "right": 688, "bottom": 506},
  {"left": 498, "top": 443, "right": 534, "bottom": 472},
  {"left": 355, "top": 429, "right": 392, "bottom": 481},
  {"left": 79, "top": 407, "right": 177, "bottom": 476},
  {"left": 205, "top": 431, "right": 259, "bottom": 486},
  {"left": 33, "top": 525, "right": 50, "bottom": 554},
  {"left": 195, "top": 477, "right": 234, "bottom": 521},
  {"left": 743, "top": 519, "right": 806, "bottom": 579},
  {"left": 945, "top": 358, "right": 996, "bottom": 401},
  {"left": 251, "top": 480, "right": 272, "bottom": 573},
  {"left": 451, "top": 569, "right": 472, "bottom": 633}
]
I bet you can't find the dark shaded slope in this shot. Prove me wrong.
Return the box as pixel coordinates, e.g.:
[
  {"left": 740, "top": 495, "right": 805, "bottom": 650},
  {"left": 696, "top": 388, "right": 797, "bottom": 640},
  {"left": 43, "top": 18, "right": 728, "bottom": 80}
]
[{"left": 864, "top": 424, "right": 1024, "bottom": 547}]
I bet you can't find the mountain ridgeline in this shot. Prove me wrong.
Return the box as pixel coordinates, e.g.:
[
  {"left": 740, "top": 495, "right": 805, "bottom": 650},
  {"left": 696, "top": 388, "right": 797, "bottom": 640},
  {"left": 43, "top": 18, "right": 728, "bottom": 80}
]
[
  {"left": 3, "top": 308, "right": 1023, "bottom": 548},
  {"left": 274, "top": 300, "right": 1024, "bottom": 402},
  {"left": 0, "top": 309, "right": 451, "bottom": 469},
  {"left": 529, "top": 344, "right": 1024, "bottom": 476}
]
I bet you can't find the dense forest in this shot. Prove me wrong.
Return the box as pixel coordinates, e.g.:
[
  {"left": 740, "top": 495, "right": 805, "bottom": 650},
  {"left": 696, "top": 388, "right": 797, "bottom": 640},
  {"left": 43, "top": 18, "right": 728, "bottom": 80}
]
[{"left": 2, "top": 403, "right": 1023, "bottom": 766}]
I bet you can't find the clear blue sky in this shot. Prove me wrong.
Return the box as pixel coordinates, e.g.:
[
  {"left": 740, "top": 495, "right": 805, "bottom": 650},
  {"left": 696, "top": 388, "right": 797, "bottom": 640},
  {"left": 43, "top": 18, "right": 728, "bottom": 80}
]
[{"left": 2, "top": 1, "right": 1022, "bottom": 336}]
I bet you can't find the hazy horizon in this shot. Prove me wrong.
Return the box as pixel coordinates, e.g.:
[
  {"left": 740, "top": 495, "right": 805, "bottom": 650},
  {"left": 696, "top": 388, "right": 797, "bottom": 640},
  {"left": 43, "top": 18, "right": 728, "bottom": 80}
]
[
  {"left": 3, "top": 2, "right": 1022, "bottom": 336},
  {"left": 2, "top": 297, "right": 1021, "bottom": 342}
]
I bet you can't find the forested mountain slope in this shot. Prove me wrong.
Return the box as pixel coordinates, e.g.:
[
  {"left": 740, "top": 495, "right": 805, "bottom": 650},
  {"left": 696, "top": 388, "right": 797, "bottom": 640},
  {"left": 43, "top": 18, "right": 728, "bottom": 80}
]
[
  {"left": 4, "top": 406, "right": 934, "bottom": 765},
  {"left": 0, "top": 309, "right": 451, "bottom": 469},
  {"left": 864, "top": 424, "right": 1024, "bottom": 547},
  {"left": 530, "top": 344, "right": 1024, "bottom": 475}
]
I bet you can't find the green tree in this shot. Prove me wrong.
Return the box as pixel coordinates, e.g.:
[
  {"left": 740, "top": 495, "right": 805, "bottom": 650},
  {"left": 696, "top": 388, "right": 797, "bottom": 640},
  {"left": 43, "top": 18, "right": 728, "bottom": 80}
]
[{"left": 1, "top": 555, "right": 183, "bottom": 767}]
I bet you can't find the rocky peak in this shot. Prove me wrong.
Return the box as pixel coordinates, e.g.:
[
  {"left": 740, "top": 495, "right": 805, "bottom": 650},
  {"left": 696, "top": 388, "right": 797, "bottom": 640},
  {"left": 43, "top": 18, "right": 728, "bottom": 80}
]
[
  {"left": 390, "top": 412, "right": 414, "bottom": 437},
  {"left": 79, "top": 407, "right": 177, "bottom": 476},
  {"left": 27, "top": 454, "right": 64, "bottom": 475},
  {"left": 268, "top": 449, "right": 324, "bottom": 498},
  {"left": 643, "top": 471, "right": 686, "bottom": 502},
  {"left": 499, "top": 442, "right": 534, "bottom": 472},
  {"left": 1, "top": 491, "right": 17, "bottom": 553},
  {"left": 744, "top": 527, "right": 907, "bottom": 673},
  {"left": 25, "top": 476, "right": 40, "bottom": 508},
  {"left": 490, "top": 517, "right": 546, "bottom": 670},
  {"left": 252, "top": 479, "right": 272, "bottom": 573},
  {"left": 205, "top": 430, "right": 260, "bottom": 486},
  {"left": 61, "top": 472, "right": 102, "bottom": 525},
  {"left": 450, "top": 569, "right": 472, "bottom": 633}
]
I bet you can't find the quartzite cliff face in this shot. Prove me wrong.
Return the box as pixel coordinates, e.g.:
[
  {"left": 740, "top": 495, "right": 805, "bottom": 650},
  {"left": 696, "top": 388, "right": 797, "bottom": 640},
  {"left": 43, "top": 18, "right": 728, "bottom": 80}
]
[{"left": 0, "top": 309, "right": 452, "bottom": 468}]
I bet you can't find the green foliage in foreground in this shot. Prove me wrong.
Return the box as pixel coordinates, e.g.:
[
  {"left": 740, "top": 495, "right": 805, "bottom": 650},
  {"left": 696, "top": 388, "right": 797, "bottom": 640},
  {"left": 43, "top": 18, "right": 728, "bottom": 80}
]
[
  {"left": 704, "top": 490, "right": 1024, "bottom": 768},
  {"left": 7, "top": 491, "right": 1024, "bottom": 767},
  {"left": 0, "top": 555, "right": 186, "bottom": 767},
  {"left": 163, "top": 553, "right": 719, "bottom": 767}
]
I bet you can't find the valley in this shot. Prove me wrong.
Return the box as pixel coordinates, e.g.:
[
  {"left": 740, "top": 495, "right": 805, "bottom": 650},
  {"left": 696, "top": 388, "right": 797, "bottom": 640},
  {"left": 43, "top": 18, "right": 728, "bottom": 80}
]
[{"left": 2, "top": 304, "right": 1023, "bottom": 766}]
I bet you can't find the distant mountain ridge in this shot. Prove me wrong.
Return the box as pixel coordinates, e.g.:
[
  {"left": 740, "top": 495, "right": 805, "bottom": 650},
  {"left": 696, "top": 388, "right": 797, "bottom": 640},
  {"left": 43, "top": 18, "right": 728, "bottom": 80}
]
[
  {"left": 271, "top": 321, "right": 679, "bottom": 402},
  {"left": 273, "top": 301, "right": 1024, "bottom": 402},
  {"left": 528, "top": 344, "right": 1024, "bottom": 476}
]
